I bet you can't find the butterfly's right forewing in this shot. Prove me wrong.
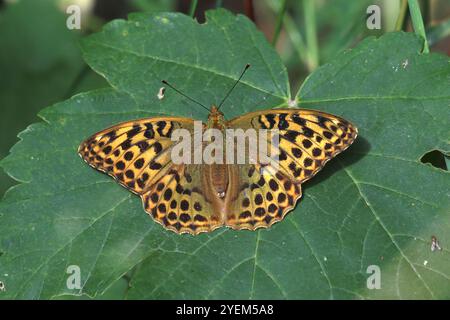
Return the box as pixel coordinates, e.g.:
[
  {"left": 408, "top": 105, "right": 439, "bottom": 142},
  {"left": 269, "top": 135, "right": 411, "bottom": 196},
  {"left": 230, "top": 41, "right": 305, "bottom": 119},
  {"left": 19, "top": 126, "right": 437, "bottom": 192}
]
[{"left": 79, "top": 117, "right": 191, "bottom": 194}]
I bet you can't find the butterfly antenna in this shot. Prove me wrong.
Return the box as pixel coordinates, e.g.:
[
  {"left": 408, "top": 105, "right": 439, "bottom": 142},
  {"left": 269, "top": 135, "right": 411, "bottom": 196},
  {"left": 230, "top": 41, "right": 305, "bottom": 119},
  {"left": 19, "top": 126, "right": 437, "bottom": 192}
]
[
  {"left": 217, "top": 64, "right": 251, "bottom": 110},
  {"left": 161, "top": 80, "right": 210, "bottom": 112}
]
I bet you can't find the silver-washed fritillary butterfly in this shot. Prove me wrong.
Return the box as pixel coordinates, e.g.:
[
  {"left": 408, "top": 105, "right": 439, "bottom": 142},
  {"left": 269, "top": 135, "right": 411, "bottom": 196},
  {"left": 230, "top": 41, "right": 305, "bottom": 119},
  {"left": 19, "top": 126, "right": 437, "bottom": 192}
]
[{"left": 78, "top": 66, "right": 358, "bottom": 235}]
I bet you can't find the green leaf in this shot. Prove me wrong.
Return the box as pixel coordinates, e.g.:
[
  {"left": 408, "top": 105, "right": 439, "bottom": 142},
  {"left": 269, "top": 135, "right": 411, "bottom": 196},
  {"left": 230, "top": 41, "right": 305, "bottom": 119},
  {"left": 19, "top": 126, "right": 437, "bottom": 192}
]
[
  {"left": 80, "top": 10, "right": 289, "bottom": 115},
  {"left": 1, "top": 9, "right": 449, "bottom": 299},
  {"left": 295, "top": 32, "right": 450, "bottom": 299},
  {"left": 0, "top": 0, "right": 106, "bottom": 196}
]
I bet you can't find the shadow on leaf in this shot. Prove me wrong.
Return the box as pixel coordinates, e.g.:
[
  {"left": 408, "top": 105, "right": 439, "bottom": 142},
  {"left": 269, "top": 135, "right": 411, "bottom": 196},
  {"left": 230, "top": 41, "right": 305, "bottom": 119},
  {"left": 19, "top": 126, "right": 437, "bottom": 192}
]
[{"left": 304, "top": 135, "right": 371, "bottom": 190}]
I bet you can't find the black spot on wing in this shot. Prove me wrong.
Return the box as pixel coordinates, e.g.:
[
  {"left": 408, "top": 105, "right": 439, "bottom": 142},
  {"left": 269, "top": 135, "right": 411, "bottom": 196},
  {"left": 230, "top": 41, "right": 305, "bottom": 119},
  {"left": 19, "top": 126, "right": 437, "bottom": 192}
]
[
  {"left": 144, "top": 123, "right": 154, "bottom": 139},
  {"left": 127, "top": 125, "right": 141, "bottom": 138},
  {"left": 156, "top": 121, "right": 166, "bottom": 136},
  {"left": 137, "top": 141, "right": 150, "bottom": 152},
  {"left": 292, "top": 114, "right": 306, "bottom": 126},
  {"left": 283, "top": 130, "right": 300, "bottom": 143},
  {"left": 277, "top": 113, "right": 289, "bottom": 130}
]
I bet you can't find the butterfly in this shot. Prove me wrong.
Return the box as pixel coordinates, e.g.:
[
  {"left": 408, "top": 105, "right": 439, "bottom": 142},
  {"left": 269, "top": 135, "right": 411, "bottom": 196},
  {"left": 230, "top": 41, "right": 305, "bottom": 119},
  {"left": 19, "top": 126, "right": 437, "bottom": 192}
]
[{"left": 78, "top": 66, "right": 358, "bottom": 235}]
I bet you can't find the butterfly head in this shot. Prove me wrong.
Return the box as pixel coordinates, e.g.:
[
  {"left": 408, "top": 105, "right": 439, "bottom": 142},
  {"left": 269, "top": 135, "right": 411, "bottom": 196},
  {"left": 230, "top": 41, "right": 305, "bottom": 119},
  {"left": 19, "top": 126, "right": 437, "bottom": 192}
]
[
  {"left": 208, "top": 105, "right": 225, "bottom": 123},
  {"left": 209, "top": 105, "right": 223, "bottom": 116}
]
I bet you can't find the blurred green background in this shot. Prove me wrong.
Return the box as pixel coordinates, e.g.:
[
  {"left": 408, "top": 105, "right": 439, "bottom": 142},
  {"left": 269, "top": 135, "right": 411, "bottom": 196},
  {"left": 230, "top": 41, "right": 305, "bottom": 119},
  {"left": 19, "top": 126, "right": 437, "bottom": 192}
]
[{"left": 0, "top": 0, "right": 448, "bottom": 299}]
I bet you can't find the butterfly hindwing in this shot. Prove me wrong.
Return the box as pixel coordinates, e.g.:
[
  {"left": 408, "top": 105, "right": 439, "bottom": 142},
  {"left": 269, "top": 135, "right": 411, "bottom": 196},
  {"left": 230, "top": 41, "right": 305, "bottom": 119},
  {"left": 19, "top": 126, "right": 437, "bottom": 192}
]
[
  {"left": 227, "top": 164, "right": 301, "bottom": 230},
  {"left": 141, "top": 163, "right": 222, "bottom": 234}
]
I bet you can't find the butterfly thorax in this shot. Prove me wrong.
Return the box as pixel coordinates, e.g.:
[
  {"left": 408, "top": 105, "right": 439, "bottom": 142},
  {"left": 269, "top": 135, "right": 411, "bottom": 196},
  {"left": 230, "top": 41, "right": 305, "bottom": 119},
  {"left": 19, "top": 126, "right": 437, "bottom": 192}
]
[{"left": 206, "top": 105, "right": 226, "bottom": 130}]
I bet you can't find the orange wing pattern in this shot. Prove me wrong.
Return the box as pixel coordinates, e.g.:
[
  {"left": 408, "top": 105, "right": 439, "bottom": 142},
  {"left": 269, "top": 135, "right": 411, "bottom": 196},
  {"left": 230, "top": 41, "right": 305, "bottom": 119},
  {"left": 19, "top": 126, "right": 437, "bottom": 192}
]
[
  {"left": 79, "top": 108, "right": 357, "bottom": 234},
  {"left": 226, "top": 109, "right": 358, "bottom": 230}
]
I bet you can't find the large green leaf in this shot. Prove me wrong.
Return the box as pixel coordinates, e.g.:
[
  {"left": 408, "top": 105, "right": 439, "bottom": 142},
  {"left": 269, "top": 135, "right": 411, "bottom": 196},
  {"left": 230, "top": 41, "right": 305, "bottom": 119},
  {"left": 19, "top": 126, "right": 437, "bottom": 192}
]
[
  {"left": 0, "top": 9, "right": 449, "bottom": 300},
  {"left": 0, "top": 0, "right": 106, "bottom": 197}
]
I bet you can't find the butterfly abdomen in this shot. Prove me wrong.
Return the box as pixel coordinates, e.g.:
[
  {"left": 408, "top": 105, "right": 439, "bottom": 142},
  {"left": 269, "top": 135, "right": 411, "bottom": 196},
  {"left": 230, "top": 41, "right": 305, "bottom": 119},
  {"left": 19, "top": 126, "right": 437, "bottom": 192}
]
[{"left": 209, "top": 163, "right": 228, "bottom": 198}]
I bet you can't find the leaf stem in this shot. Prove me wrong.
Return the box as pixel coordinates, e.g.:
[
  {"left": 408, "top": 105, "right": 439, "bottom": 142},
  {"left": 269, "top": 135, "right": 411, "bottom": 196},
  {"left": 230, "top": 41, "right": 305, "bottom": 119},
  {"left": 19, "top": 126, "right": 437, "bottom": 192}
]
[
  {"left": 408, "top": 0, "right": 429, "bottom": 53},
  {"left": 395, "top": 0, "right": 408, "bottom": 31},
  {"left": 188, "top": 0, "right": 198, "bottom": 18},
  {"left": 284, "top": 13, "right": 308, "bottom": 66},
  {"left": 271, "top": 0, "right": 288, "bottom": 47},
  {"left": 266, "top": 1, "right": 308, "bottom": 70},
  {"left": 303, "top": 0, "right": 319, "bottom": 71}
]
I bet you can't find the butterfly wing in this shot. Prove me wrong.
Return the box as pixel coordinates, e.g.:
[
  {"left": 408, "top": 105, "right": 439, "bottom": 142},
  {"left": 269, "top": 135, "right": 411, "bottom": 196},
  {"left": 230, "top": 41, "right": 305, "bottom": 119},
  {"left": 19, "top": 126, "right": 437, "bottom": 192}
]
[
  {"left": 141, "top": 163, "right": 223, "bottom": 234},
  {"left": 79, "top": 117, "right": 190, "bottom": 194},
  {"left": 225, "top": 108, "right": 358, "bottom": 230},
  {"left": 78, "top": 118, "right": 221, "bottom": 235},
  {"left": 79, "top": 109, "right": 357, "bottom": 234}
]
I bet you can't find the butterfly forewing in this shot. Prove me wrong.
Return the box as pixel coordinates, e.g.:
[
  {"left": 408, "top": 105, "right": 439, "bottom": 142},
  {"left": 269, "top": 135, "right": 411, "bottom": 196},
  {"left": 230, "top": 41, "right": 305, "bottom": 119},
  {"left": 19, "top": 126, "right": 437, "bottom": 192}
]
[
  {"left": 228, "top": 109, "right": 358, "bottom": 183},
  {"left": 78, "top": 117, "right": 192, "bottom": 193}
]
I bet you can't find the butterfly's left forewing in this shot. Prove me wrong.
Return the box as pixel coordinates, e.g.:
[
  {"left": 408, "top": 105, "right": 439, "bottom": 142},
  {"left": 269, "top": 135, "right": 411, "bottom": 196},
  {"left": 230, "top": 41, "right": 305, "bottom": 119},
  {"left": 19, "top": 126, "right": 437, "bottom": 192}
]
[{"left": 226, "top": 108, "right": 358, "bottom": 230}]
